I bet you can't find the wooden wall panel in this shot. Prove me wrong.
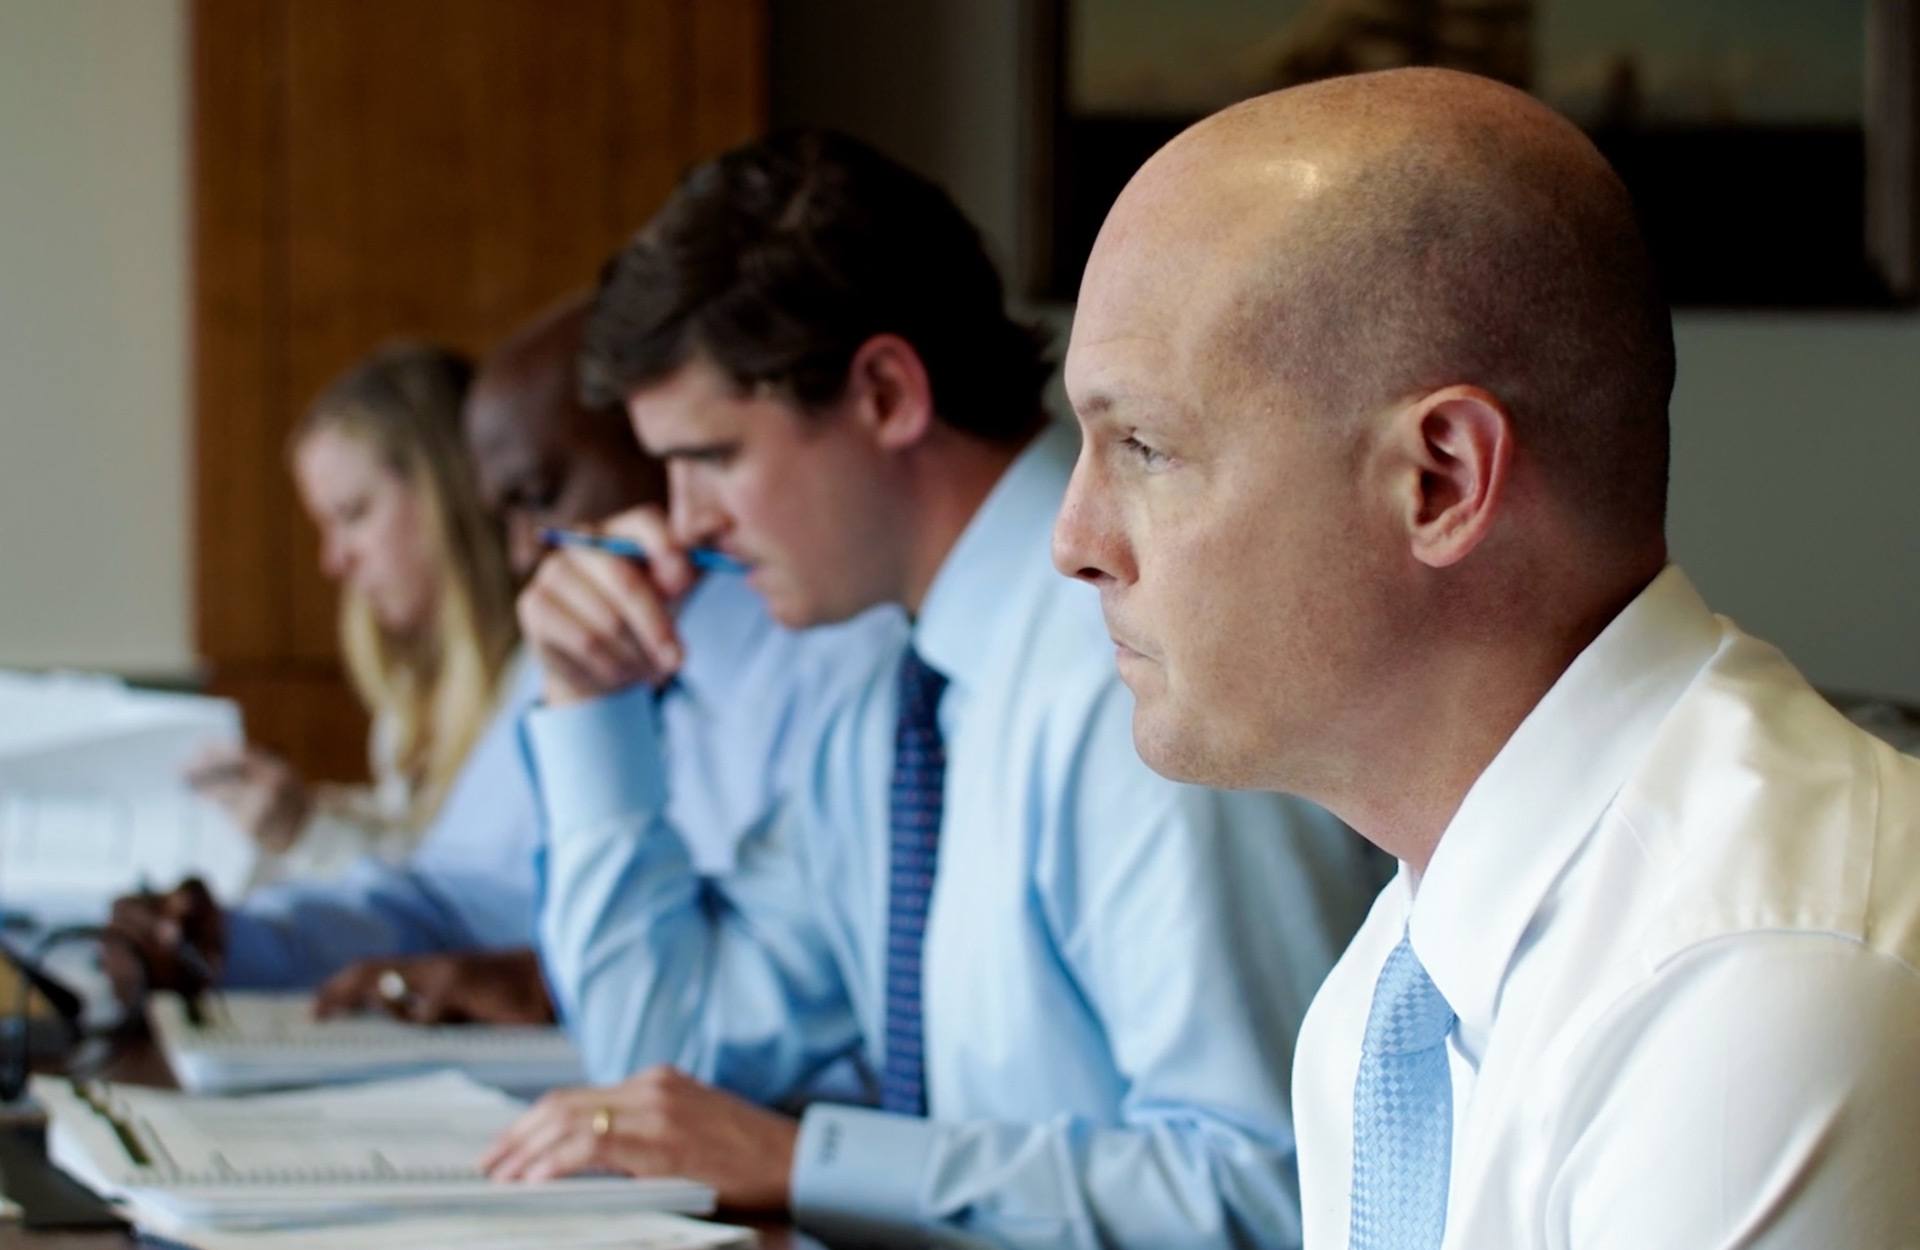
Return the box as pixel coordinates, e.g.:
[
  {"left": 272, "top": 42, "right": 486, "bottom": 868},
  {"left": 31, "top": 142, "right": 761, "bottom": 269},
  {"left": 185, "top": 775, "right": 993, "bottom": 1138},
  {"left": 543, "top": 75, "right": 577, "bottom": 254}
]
[
  {"left": 208, "top": 666, "right": 372, "bottom": 785},
  {"left": 690, "top": 0, "right": 770, "bottom": 159},
  {"left": 192, "top": 0, "right": 291, "bottom": 665},
  {"left": 193, "top": 0, "right": 767, "bottom": 781},
  {"left": 609, "top": 1, "right": 688, "bottom": 230}
]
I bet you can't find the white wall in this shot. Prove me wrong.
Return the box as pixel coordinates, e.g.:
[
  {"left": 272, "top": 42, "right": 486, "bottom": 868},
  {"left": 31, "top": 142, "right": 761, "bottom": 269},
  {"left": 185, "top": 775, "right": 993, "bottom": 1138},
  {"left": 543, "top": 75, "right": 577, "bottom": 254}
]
[
  {"left": 774, "top": 0, "right": 1920, "bottom": 704},
  {"left": 1668, "top": 315, "right": 1920, "bottom": 702},
  {"left": 0, "top": 0, "right": 191, "bottom": 676}
]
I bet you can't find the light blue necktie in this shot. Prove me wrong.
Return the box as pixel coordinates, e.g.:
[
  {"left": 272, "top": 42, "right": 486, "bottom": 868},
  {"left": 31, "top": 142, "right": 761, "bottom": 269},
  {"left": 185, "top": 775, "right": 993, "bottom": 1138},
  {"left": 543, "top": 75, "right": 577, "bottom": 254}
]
[
  {"left": 1349, "top": 932, "right": 1457, "bottom": 1250},
  {"left": 879, "top": 645, "right": 948, "bottom": 1116}
]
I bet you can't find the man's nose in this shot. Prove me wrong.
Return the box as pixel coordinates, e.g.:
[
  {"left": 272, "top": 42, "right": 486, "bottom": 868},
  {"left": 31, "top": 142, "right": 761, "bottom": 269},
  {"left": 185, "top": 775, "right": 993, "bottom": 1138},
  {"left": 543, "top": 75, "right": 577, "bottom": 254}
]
[
  {"left": 1052, "top": 450, "right": 1130, "bottom": 588},
  {"left": 668, "top": 463, "right": 723, "bottom": 547}
]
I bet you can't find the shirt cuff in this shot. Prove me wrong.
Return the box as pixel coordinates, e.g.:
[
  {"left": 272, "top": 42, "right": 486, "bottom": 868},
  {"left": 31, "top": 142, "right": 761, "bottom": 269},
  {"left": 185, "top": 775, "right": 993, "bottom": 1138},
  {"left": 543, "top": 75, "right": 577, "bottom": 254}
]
[
  {"left": 521, "top": 684, "right": 667, "bottom": 835},
  {"left": 792, "top": 1103, "right": 936, "bottom": 1236}
]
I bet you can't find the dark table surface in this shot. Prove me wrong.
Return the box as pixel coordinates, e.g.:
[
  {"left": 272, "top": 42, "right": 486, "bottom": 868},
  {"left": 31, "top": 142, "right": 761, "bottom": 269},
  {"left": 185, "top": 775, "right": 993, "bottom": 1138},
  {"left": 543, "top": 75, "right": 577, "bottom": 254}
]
[{"left": 1, "top": 1037, "right": 807, "bottom": 1249}]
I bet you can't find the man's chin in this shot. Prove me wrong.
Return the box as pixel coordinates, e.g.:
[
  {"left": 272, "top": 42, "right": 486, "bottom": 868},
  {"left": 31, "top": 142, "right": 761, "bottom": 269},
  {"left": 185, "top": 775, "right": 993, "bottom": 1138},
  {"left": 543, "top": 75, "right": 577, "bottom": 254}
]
[
  {"left": 1131, "top": 705, "right": 1206, "bottom": 784},
  {"left": 757, "top": 582, "right": 837, "bottom": 632},
  {"left": 1129, "top": 703, "right": 1262, "bottom": 791},
  {"left": 762, "top": 594, "right": 815, "bottom": 631}
]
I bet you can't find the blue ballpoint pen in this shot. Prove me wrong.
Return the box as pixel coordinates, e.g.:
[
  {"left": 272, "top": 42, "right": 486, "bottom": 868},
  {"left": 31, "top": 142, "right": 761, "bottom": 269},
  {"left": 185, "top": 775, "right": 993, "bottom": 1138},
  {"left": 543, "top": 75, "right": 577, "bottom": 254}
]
[{"left": 538, "top": 526, "right": 749, "bottom": 575}]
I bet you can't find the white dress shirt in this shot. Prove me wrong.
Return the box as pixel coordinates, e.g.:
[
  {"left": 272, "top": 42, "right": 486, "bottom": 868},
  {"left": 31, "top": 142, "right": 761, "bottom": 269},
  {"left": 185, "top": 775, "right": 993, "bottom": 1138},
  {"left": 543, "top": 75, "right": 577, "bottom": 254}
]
[{"left": 1294, "top": 566, "right": 1920, "bottom": 1249}]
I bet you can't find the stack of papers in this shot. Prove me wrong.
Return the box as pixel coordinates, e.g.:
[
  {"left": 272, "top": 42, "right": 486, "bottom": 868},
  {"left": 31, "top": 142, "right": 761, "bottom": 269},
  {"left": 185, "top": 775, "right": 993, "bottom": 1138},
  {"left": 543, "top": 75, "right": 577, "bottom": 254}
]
[
  {"left": 179, "top": 1209, "right": 752, "bottom": 1249},
  {"left": 151, "top": 992, "right": 586, "bottom": 1095},
  {"left": 31, "top": 1070, "right": 721, "bottom": 1240},
  {"left": 0, "top": 670, "right": 254, "bottom": 923}
]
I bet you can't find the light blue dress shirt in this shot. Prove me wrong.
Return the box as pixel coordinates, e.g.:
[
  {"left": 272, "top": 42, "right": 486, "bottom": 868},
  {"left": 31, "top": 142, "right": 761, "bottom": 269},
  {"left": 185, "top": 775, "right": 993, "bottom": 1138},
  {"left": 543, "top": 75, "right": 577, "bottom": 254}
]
[
  {"left": 527, "top": 422, "right": 1385, "bottom": 1250},
  {"left": 221, "top": 574, "right": 896, "bottom": 990}
]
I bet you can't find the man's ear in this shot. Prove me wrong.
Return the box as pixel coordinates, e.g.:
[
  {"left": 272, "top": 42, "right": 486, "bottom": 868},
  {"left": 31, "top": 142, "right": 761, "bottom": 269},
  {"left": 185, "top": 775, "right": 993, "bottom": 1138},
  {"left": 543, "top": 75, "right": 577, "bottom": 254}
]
[
  {"left": 1380, "top": 385, "right": 1514, "bottom": 569},
  {"left": 844, "top": 334, "right": 935, "bottom": 452}
]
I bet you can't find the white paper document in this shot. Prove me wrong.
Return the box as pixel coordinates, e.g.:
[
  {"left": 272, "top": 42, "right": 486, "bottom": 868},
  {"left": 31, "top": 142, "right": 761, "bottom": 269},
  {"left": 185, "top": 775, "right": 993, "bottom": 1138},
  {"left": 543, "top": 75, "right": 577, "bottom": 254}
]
[
  {"left": 179, "top": 1209, "right": 753, "bottom": 1250},
  {"left": 151, "top": 991, "right": 586, "bottom": 1094},
  {"left": 0, "top": 670, "right": 255, "bottom": 920},
  {"left": 32, "top": 1070, "right": 716, "bottom": 1235}
]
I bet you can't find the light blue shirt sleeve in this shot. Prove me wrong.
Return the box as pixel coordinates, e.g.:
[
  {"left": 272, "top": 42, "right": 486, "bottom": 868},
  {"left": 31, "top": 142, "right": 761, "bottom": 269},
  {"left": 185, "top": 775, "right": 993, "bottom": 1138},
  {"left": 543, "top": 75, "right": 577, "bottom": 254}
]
[
  {"left": 219, "top": 657, "right": 543, "bottom": 989},
  {"left": 530, "top": 578, "right": 906, "bottom": 1088},
  {"left": 528, "top": 683, "right": 867, "bottom": 1092}
]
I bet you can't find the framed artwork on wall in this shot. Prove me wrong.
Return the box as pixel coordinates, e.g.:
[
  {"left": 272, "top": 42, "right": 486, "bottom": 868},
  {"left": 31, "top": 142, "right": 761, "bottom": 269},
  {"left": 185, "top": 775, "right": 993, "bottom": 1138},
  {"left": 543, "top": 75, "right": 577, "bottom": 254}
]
[{"left": 1031, "top": 0, "right": 1919, "bottom": 308}]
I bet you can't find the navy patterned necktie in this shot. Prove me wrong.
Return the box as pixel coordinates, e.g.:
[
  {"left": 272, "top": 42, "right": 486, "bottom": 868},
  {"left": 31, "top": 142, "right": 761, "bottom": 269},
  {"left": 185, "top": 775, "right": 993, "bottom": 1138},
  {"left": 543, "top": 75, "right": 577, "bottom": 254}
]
[
  {"left": 1349, "top": 931, "right": 1458, "bottom": 1250},
  {"left": 879, "top": 645, "right": 949, "bottom": 1116}
]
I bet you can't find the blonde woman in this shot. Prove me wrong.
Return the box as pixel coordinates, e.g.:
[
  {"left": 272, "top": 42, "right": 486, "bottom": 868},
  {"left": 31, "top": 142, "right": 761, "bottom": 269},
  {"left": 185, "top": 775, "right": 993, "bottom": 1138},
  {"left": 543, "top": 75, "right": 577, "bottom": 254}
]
[{"left": 187, "top": 343, "right": 520, "bottom": 886}]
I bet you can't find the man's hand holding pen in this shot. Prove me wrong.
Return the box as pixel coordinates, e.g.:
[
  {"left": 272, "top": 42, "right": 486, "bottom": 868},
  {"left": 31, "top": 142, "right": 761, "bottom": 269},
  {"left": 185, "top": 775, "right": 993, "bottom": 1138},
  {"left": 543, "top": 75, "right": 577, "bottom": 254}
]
[{"left": 104, "top": 877, "right": 225, "bottom": 1006}]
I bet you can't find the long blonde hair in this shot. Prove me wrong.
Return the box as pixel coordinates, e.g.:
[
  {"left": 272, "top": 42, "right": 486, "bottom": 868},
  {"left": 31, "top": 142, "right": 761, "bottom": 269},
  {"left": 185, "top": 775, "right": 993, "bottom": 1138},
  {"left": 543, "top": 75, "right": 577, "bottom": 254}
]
[{"left": 296, "top": 343, "right": 519, "bottom": 825}]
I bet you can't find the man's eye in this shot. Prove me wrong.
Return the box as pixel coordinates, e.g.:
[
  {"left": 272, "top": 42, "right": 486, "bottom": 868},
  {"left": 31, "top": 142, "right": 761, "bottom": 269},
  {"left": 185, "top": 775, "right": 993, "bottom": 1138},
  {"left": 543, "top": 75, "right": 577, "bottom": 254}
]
[{"left": 1120, "top": 434, "right": 1171, "bottom": 471}]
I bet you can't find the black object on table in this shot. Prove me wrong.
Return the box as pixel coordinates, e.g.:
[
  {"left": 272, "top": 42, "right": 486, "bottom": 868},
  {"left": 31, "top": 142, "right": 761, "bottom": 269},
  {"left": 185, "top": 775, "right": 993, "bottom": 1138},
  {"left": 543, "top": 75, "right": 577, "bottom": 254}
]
[{"left": 0, "top": 1124, "right": 125, "bottom": 1232}]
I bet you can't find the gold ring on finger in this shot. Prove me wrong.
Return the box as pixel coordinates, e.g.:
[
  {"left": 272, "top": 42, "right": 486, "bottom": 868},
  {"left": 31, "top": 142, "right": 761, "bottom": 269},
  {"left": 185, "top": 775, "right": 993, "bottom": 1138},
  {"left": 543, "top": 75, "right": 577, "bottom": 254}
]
[{"left": 591, "top": 1106, "right": 615, "bottom": 1138}]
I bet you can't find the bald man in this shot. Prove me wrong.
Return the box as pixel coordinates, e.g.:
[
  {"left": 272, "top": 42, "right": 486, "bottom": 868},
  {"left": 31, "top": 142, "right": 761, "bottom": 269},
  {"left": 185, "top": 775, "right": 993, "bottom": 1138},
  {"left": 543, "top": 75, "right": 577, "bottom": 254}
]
[{"left": 1054, "top": 67, "right": 1920, "bottom": 1249}]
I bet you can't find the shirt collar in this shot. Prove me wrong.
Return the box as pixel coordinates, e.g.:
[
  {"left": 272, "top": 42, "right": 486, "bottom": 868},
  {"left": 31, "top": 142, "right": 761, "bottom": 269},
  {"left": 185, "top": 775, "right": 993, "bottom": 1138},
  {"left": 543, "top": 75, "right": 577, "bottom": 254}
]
[
  {"left": 912, "top": 421, "right": 1077, "bottom": 691},
  {"left": 1410, "top": 565, "right": 1723, "bottom": 1050}
]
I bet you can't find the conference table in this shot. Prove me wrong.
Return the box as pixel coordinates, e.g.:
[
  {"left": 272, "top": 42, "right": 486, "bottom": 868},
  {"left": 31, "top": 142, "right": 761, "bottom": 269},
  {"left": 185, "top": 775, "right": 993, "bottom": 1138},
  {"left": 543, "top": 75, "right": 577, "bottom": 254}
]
[{"left": 1, "top": 1035, "right": 809, "bottom": 1250}]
